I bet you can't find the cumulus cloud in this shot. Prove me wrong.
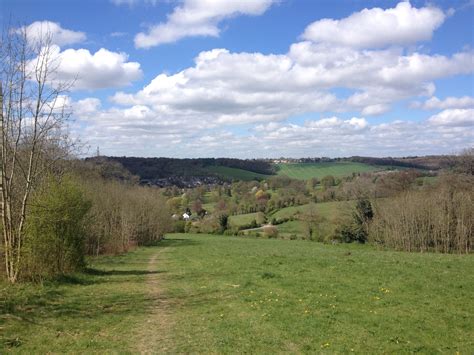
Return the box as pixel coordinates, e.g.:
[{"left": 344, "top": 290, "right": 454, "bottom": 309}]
[
  {"left": 18, "top": 21, "right": 86, "bottom": 46},
  {"left": 301, "top": 1, "right": 446, "bottom": 48},
  {"left": 67, "top": 1, "right": 473, "bottom": 157},
  {"left": 428, "top": 109, "right": 474, "bottom": 126},
  {"left": 110, "top": 44, "right": 473, "bottom": 124},
  {"left": 32, "top": 45, "right": 142, "bottom": 90},
  {"left": 413, "top": 96, "right": 474, "bottom": 110},
  {"left": 134, "top": 0, "right": 276, "bottom": 48},
  {"left": 72, "top": 101, "right": 473, "bottom": 157}
]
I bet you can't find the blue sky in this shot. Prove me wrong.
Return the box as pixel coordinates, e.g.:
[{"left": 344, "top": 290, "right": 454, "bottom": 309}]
[{"left": 2, "top": 0, "right": 473, "bottom": 158}]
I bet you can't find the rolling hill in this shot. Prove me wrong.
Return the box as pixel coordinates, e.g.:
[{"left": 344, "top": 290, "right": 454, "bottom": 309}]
[{"left": 276, "top": 161, "right": 378, "bottom": 180}]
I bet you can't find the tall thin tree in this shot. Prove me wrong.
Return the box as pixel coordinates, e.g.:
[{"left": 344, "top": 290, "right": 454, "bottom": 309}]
[{"left": 1, "top": 24, "right": 72, "bottom": 283}]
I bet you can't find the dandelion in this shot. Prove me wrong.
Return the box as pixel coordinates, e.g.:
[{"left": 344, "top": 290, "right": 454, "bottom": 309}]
[{"left": 320, "top": 342, "right": 330, "bottom": 348}]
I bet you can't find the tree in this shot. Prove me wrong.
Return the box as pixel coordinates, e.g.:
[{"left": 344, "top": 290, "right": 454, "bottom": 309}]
[
  {"left": 191, "top": 199, "right": 203, "bottom": 215},
  {"left": 1, "top": 26, "right": 72, "bottom": 282},
  {"left": 300, "top": 203, "right": 325, "bottom": 241},
  {"left": 218, "top": 213, "right": 228, "bottom": 233},
  {"left": 321, "top": 175, "right": 335, "bottom": 189},
  {"left": 352, "top": 198, "right": 374, "bottom": 243}
]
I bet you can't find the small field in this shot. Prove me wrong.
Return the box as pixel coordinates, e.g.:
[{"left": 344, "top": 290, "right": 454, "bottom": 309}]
[
  {"left": 277, "top": 161, "right": 378, "bottom": 180},
  {"left": 271, "top": 200, "right": 352, "bottom": 220},
  {"left": 228, "top": 212, "right": 260, "bottom": 228},
  {"left": 206, "top": 166, "right": 270, "bottom": 181},
  {"left": 1, "top": 234, "right": 472, "bottom": 353}
]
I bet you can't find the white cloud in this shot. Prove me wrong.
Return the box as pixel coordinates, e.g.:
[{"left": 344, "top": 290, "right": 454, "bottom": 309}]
[
  {"left": 72, "top": 103, "right": 473, "bottom": 157},
  {"left": 110, "top": 45, "right": 473, "bottom": 124},
  {"left": 428, "top": 109, "right": 474, "bottom": 126},
  {"left": 18, "top": 21, "right": 86, "bottom": 46},
  {"left": 413, "top": 96, "right": 474, "bottom": 110},
  {"left": 65, "top": 1, "right": 473, "bottom": 157},
  {"left": 73, "top": 98, "right": 102, "bottom": 117},
  {"left": 42, "top": 46, "right": 142, "bottom": 90},
  {"left": 134, "top": 0, "right": 276, "bottom": 48},
  {"left": 302, "top": 1, "right": 446, "bottom": 48},
  {"left": 361, "top": 104, "right": 390, "bottom": 116}
]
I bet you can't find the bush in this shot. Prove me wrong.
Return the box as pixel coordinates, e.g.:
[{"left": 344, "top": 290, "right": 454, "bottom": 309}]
[
  {"left": 263, "top": 225, "right": 279, "bottom": 239},
  {"left": 23, "top": 176, "right": 91, "bottom": 279},
  {"left": 174, "top": 220, "right": 186, "bottom": 233}
]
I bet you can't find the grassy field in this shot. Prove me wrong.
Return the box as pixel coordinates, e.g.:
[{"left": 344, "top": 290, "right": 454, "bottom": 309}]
[
  {"left": 228, "top": 212, "right": 260, "bottom": 228},
  {"left": 206, "top": 166, "right": 270, "bottom": 181},
  {"left": 0, "top": 248, "right": 160, "bottom": 352},
  {"left": 277, "top": 161, "right": 378, "bottom": 180},
  {"left": 2, "top": 234, "right": 472, "bottom": 353},
  {"left": 271, "top": 200, "right": 352, "bottom": 220}
]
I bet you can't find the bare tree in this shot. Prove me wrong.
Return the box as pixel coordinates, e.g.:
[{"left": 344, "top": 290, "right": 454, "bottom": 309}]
[{"left": 1, "top": 24, "right": 72, "bottom": 283}]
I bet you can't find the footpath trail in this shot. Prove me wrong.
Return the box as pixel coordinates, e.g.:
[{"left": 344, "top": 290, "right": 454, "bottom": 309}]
[{"left": 136, "top": 247, "right": 175, "bottom": 353}]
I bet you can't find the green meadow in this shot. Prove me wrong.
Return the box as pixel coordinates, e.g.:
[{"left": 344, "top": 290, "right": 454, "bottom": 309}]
[
  {"left": 277, "top": 162, "right": 378, "bottom": 180},
  {"left": 2, "top": 234, "right": 472, "bottom": 353},
  {"left": 206, "top": 166, "right": 271, "bottom": 181},
  {"left": 228, "top": 212, "right": 261, "bottom": 228}
]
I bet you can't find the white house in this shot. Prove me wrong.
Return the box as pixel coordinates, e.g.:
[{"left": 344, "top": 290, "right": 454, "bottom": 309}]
[{"left": 182, "top": 213, "right": 190, "bottom": 221}]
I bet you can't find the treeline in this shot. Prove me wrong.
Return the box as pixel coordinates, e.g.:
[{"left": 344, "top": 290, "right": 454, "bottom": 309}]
[
  {"left": 166, "top": 157, "right": 472, "bottom": 253},
  {"left": 2, "top": 160, "right": 173, "bottom": 282},
  {"left": 370, "top": 174, "right": 472, "bottom": 253},
  {"left": 89, "top": 156, "right": 276, "bottom": 180}
]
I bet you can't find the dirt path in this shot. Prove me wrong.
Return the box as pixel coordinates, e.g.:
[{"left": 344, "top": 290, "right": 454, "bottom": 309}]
[{"left": 136, "top": 248, "right": 174, "bottom": 353}]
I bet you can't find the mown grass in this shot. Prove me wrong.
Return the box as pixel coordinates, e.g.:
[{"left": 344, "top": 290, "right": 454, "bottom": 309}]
[
  {"left": 206, "top": 166, "right": 270, "bottom": 181},
  {"left": 0, "top": 248, "right": 162, "bottom": 352},
  {"left": 1, "top": 234, "right": 473, "bottom": 353},
  {"left": 277, "top": 161, "right": 378, "bottom": 180},
  {"left": 157, "top": 234, "right": 474, "bottom": 353}
]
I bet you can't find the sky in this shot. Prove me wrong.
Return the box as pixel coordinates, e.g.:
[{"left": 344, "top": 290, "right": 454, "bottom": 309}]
[{"left": 1, "top": 0, "right": 473, "bottom": 158}]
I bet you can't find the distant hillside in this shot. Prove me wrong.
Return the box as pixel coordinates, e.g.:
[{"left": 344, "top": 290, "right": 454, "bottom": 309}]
[
  {"left": 83, "top": 154, "right": 455, "bottom": 187},
  {"left": 276, "top": 161, "right": 378, "bottom": 180},
  {"left": 205, "top": 166, "right": 271, "bottom": 181},
  {"left": 347, "top": 156, "right": 448, "bottom": 170},
  {"left": 84, "top": 156, "right": 275, "bottom": 186}
]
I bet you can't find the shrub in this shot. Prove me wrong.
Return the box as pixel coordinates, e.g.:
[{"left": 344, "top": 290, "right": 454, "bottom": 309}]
[
  {"left": 23, "top": 176, "right": 91, "bottom": 279},
  {"left": 174, "top": 220, "right": 186, "bottom": 233},
  {"left": 218, "top": 214, "right": 229, "bottom": 233},
  {"left": 263, "top": 225, "right": 279, "bottom": 239}
]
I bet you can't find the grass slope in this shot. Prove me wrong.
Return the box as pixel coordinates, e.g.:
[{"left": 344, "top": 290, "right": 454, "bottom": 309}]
[
  {"left": 2, "top": 235, "right": 473, "bottom": 353},
  {"left": 269, "top": 201, "right": 351, "bottom": 238},
  {"left": 0, "top": 248, "right": 162, "bottom": 352},
  {"left": 228, "top": 212, "right": 260, "bottom": 227},
  {"left": 271, "top": 200, "right": 352, "bottom": 220},
  {"left": 206, "top": 166, "right": 270, "bottom": 181},
  {"left": 277, "top": 161, "right": 378, "bottom": 180}
]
